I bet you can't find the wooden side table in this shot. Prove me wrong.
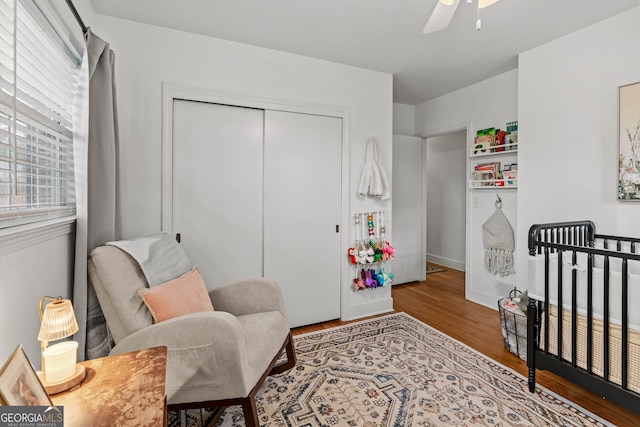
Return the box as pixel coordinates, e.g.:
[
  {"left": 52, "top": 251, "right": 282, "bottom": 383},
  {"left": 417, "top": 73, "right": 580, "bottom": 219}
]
[{"left": 50, "top": 346, "right": 167, "bottom": 427}]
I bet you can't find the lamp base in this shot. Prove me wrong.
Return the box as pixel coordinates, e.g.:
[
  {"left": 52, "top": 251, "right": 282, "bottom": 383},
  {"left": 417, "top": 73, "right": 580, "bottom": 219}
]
[{"left": 37, "top": 364, "right": 86, "bottom": 395}]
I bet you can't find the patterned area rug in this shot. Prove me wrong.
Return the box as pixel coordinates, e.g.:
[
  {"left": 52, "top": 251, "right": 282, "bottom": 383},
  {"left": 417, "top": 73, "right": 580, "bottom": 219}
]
[
  {"left": 168, "top": 407, "right": 221, "bottom": 427},
  {"left": 172, "top": 313, "right": 612, "bottom": 427}
]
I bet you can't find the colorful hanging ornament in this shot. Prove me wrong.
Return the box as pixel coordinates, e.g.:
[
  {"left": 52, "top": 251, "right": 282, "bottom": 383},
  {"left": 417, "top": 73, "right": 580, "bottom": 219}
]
[
  {"left": 370, "top": 269, "right": 380, "bottom": 288},
  {"left": 382, "top": 241, "right": 395, "bottom": 261},
  {"left": 351, "top": 210, "right": 395, "bottom": 290},
  {"left": 352, "top": 273, "right": 366, "bottom": 290},
  {"left": 374, "top": 268, "right": 385, "bottom": 286},
  {"left": 373, "top": 246, "right": 383, "bottom": 262},
  {"left": 358, "top": 245, "right": 373, "bottom": 264},
  {"left": 363, "top": 268, "right": 376, "bottom": 288},
  {"left": 347, "top": 247, "right": 357, "bottom": 265},
  {"left": 380, "top": 268, "right": 393, "bottom": 285}
]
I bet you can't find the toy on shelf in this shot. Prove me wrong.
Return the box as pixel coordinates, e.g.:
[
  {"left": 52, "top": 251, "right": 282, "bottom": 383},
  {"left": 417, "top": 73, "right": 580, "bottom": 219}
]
[{"left": 348, "top": 211, "right": 395, "bottom": 291}]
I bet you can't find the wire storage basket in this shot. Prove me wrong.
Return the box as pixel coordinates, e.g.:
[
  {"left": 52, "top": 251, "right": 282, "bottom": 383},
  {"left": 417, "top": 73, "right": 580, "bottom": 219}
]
[{"left": 498, "top": 292, "right": 527, "bottom": 360}]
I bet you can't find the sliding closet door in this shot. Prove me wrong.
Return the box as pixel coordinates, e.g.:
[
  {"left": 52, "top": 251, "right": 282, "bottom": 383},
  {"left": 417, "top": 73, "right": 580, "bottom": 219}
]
[
  {"left": 172, "top": 100, "right": 264, "bottom": 287},
  {"left": 264, "top": 110, "right": 342, "bottom": 327}
]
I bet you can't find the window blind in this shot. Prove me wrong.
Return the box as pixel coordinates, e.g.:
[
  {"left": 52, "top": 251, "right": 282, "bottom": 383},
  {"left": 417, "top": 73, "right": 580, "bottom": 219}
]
[{"left": 0, "top": 0, "right": 79, "bottom": 228}]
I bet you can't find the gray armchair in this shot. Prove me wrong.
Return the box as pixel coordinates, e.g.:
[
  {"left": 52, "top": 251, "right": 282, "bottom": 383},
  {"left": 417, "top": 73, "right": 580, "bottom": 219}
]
[{"left": 87, "top": 244, "right": 296, "bottom": 426}]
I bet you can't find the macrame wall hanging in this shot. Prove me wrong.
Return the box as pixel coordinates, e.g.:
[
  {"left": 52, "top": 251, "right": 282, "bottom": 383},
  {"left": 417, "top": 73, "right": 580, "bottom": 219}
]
[
  {"left": 357, "top": 137, "right": 391, "bottom": 200},
  {"left": 482, "top": 195, "right": 515, "bottom": 277},
  {"left": 347, "top": 211, "right": 395, "bottom": 291}
]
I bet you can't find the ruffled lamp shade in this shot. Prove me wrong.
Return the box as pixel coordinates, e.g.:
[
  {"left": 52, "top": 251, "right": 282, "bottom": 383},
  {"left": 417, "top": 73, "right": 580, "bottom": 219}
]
[
  {"left": 37, "top": 298, "right": 79, "bottom": 342},
  {"left": 37, "top": 297, "right": 85, "bottom": 394}
]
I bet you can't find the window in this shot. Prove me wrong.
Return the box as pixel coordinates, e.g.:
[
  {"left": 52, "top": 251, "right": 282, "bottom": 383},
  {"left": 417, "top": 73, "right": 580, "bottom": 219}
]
[{"left": 0, "top": 0, "right": 80, "bottom": 229}]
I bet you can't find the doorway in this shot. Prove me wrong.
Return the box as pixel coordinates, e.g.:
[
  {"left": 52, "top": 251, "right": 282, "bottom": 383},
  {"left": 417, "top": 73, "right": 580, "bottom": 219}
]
[
  {"left": 425, "top": 130, "right": 466, "bottom": 272},
  {"left": 392, "top": 127, "right": 467, "bottom": 285}
]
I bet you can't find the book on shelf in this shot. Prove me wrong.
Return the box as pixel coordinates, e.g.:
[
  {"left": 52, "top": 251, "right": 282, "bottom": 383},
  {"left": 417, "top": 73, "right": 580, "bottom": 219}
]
[
  {"left": 477, "top": 127, "right": 496, "bottom": 136},
  {"left": 473, "top": 134, "right": 493, "bottom": 155},
  {"left": 503, "top": 170, "right": 517, "bottom": 186},
  {"left": 474, "top": 127, "right": 495, "bottom": 155},
  {"left": 494, "top": 129, "right": 507, "bottom": 152},
  {"left": 506, "top": 121, "right": 518, "bottom": 150},
  {"left": 473, "top": 162, "right": 501, "bottom": 187}
]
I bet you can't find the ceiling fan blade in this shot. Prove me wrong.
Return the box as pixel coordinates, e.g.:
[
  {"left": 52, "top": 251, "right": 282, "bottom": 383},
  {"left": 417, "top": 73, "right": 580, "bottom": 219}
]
[
  {"left": 479, "top": 0, "right": 500, "bottom": 8},
  {"left": 423, "top": 0, "right": 461, "bottom": 34}
]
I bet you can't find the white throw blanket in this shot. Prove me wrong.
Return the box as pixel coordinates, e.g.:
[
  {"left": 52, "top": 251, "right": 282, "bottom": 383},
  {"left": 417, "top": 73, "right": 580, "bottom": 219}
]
[
  {"left": 358, "top": 137, "right": 390, "bottom": 200},
  {"left": 106, "top": 232, "right": 192, "bottom": 286}
]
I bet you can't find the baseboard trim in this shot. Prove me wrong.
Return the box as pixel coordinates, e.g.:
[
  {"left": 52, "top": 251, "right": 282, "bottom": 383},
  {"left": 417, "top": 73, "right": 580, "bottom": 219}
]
[
  {"left": 426, "top": 254, "right": 464, "bottom": 271},
  {"left": 465, "top": 289, "right": 498, "bottom": 311},
  {"left": 341, "top": 298, "right": 394, "bottom": 322}
]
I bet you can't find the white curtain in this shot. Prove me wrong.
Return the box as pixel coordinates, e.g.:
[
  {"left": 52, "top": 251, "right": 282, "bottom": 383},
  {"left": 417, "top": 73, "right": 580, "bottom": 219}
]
[{"left": 72, "top": 29, "right": 121, "bottom": 361}]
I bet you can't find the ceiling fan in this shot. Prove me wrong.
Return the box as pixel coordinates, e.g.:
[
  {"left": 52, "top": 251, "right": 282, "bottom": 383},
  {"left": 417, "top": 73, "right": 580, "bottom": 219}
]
[{"left": 423, "top": 0, "right": 500, "bottom": 34}]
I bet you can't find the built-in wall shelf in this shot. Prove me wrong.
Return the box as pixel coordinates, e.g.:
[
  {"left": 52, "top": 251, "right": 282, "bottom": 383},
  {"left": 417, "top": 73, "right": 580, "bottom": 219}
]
[
  {"left": 470, "top": 137, "right": 517, "bottom": 191},
  {"left": 469, "top": 180, "right": 517, "bottom": 189},
  {"left": 470, "top": 146, "right": 517, "bottom": 158}
]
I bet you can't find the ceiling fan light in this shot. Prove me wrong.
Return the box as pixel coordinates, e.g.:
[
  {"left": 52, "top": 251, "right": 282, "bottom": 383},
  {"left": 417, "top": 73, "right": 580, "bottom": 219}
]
[
  {"left": 439, "top": 0, "right": 455, "bottom": 5},
  {"left": 478, "top": 0, "right": 499, "bottom": 8}
]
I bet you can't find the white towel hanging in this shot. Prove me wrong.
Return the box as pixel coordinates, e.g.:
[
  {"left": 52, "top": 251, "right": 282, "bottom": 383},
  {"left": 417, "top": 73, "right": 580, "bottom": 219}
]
[
  {"left": 372, "top": 140, "right": 390, "bottom": 200},
  {"left": 357, "top": 140, "right": 375, "bottom": 196},
  {"left": 357, "top": 137, "right": 390, "bottom": 200}
]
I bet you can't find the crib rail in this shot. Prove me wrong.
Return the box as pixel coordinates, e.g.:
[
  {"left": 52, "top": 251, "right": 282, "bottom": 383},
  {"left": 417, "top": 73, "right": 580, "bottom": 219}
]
[
  {"left": 596, "top": 233, "right": 640, "bottom": 253},
  {"left": 527, "top": 221, "right": 640, "bottom": 415},
  {"left": 528, "top": 220, "right": 595, "bottom": 255}
]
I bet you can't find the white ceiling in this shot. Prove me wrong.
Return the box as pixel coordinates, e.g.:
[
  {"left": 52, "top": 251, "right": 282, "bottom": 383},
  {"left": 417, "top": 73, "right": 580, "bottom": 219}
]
[{"left": 89, "top": 0, "right": 640, "bottom": 105}]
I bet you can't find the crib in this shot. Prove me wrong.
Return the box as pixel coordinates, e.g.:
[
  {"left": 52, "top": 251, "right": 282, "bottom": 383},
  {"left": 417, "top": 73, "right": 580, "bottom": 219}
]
[{"left": 527, "top": 220, "right": 640, "bottom": 415}]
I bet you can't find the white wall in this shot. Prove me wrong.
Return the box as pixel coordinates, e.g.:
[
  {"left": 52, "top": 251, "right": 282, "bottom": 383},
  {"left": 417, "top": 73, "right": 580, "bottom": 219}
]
[
  {"left": 92, "top": 15, "right": 394, "bottom": 322},
  {"left": 517, "top": 7, "right": 640, "bottom": 281},
  {"left": 415, "top": 69, "right": 519, "bottom": 308},
  {"left": 426, "top": 130, "right": 466, "bottom": 270},
  {"left": 393, "top": 102, "right": 416, "bottom": 136},
  {"left": 0, "top": 233, "right": 75, "bottom": 365}
]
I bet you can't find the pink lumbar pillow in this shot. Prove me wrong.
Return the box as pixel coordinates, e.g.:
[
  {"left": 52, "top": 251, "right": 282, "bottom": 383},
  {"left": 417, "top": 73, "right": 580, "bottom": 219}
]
[{"left": 138, "top": 266, "right": 214, "bottom": 323}]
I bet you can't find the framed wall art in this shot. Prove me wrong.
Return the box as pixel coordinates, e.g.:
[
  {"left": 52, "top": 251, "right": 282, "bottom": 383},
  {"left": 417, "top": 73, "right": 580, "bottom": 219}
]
[
  {"left": 0, "top": 345, "right": 52, "bottom": 406},
  {"left": 618, "top": 81, "right": 640, "bottom": 200}
]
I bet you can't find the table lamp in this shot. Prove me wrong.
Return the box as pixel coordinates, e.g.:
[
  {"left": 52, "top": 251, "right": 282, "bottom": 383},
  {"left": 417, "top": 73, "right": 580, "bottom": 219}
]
[{"left": 37, "top": 296, "right": 86, "bottom": 394}]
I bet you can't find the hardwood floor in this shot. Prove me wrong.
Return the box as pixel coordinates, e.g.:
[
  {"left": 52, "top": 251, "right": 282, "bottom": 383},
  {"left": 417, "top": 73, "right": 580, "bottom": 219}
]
[{"left": 293, "top": 264, "right": 640, "bottom": 426}]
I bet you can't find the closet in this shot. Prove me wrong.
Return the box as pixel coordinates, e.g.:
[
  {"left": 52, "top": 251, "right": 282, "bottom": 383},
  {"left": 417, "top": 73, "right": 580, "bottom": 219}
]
[{"left": 171, "top": 100, "right": 342, "bottom": 327}]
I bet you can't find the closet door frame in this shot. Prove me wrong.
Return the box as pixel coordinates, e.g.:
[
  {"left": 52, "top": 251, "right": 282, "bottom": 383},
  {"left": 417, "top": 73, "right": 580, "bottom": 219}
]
[{"left": 160, "top": 82, "right": 351, "bottom": 315}]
